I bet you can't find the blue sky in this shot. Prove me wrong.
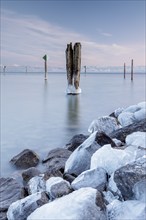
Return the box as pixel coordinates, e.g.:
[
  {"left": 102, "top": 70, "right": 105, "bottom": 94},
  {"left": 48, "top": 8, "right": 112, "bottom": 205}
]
[{"left": 1, "top": 0, "right": 145, "bottom": 69}]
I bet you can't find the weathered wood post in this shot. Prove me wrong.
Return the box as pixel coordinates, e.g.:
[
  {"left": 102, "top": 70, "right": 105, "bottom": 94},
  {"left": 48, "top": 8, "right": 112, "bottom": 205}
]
[
  {"left": 131, "top": 59, "right": 133, "bottom": 81},
  {"left": 3, "top": 66, "right": 6, "bottom": 73},
  {"left": 66, "top": 43, "right": 73, "bottom": 85},
  {"left": 84, "top": 65, "right": 86, "bottom": 75},
  {"left": 43, "top": 55, "right": 48, "bottom": 80},
  {"left": 73, "top": 42, "right": 81, "bottom": 89},
  {"left": 124, "top": 63, "right": 126, "bottom": 79}
]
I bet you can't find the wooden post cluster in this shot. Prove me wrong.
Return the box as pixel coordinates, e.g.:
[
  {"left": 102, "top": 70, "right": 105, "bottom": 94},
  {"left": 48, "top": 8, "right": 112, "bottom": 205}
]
[
  {"left": 66, "top": 42, "right": 81, "bottom": 90},
  {"left": 123, "top": 59, "right": 134, "bottom": 81}
]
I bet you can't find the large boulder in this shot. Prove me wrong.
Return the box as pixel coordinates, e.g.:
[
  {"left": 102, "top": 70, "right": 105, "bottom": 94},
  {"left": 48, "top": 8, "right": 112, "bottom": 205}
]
[
  {"left": 0, "top": 178, "right": 24, "bottom": 212},
  {"left": 110, "top": 119, "right": 146, "bottom": 142},
  {"left": 27, "top": 188, "right": 106, "bottom": 220},
  {"left": 10, "top": 149, "right": 40, "bottom": 169},
  {"left": 88, "top": 116, "right": 119, "bottom": 135},
  {"left": 107, "top": 199, "right": 146, "bottom": 220},
  {"left": 71, "top": 167, "right": 107, "bottom": 191},
  {"left": 65, "top": 134, "right": 88, "bottom": 151},
  {"left": 65, "top": 131, "right": 101, "bottom": 176},
  {"left": 7, "top": 192, "right": 49, "bottom": 220},
  {"left": 42, "top": 148, "right": 72, "bottom": 174},
  {"left": 46, "top": 177, "right": 72, "bottom": 200},
  {"left": 114, "top": 157, "right": 146, "bottom": 200}
]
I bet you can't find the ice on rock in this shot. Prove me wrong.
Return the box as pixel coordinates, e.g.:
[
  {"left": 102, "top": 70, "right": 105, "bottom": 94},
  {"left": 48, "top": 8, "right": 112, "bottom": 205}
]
[
  {"left": 114, "top": 107, "right": 124, "bottom": 117},
  {"left": 71, "top": 167, "right": 107, "bottom": 191},
  {"left": 126, "top": 131, "right": 146, "bottom": 149},
  {"left": 124, "top": 104, "right": 141, "bottom": 113},
  {"left": 137, "top": 101, "right": 146, "bottom": 109},
  {"left": 112, "top": 138, "right": 122, "bottom": 147},
  {"left": 27, "top": 187, "right": 106, "bottom": 220},
  {"left": 134, "top": 108, "right": 146, "bottom": 121},
  {"left": 107, "top": 199, "right": 146, "bottom": 220},
  {"left": 65, "top": 131, "right": 101, "bottom": 175},
  {"left": 103, "top": 191, "right": 120, "bottom": 204},
  {"left": 46, "top": 177, "right": 71, "bottom": 200},
  {"left": 118, "top": 111, "right": 135, "bottom": 127},
  {"left": 90, "top": 144, "right": 136, "bottom": 175},
  {"left": 66, "top": 85, "right": 81, "bottom": 94},
  {"left": 133, "top": 179, "right": 146, "bottom": 202},
  {"left": 27, "top": 175, "right": 46, "bottom": 195},
  {"left": 88, "top": 116, "right": 119, "bottom": 134}
]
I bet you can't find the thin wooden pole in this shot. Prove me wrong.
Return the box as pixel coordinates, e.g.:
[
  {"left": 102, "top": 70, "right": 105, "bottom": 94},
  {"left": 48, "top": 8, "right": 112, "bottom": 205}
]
[
  {"left": 44, "top": 60, "right": 47, "bottom": 80},
  {"left": 124, "top": 63, "right": 126, "bottom": 79},
  {"left": 131, "top": 59, "right": 133, "bottom": 81},
  {"left": 84, "top": 65, "right": 86, "bottom": 75}
]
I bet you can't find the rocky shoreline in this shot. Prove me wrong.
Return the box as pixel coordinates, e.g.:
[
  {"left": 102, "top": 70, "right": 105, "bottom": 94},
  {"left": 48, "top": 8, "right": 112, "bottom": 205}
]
[{"left": 0, "top": 102, "right": 146, "bottom": 220}]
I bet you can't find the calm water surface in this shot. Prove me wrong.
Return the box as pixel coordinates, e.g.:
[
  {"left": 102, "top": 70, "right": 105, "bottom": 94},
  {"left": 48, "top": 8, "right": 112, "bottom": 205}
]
[{"left": 1, "top": 73, "right": 146, "bottom": 176}]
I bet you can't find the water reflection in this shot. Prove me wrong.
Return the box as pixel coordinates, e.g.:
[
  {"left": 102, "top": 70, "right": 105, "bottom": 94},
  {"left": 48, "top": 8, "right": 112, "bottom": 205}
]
[{"left": 66, "top": 95, "right": 80, "bottom": 132}]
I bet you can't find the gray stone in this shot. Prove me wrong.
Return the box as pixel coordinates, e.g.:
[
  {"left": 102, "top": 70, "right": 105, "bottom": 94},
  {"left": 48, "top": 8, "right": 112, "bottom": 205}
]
[
  {"left": 95, "top": 132, "right": 116, "bottom": 148},
  {"left": 42, "top": 148, "right": 72, "bottom": 174},
  {"left": 0, "top": 178, "right": 24, "bottom": 212},
  {"left": 10, "top": 149, "right": 40, "bottom": 169},
  {"left": 22, "top": 167, "right": 41, "bottom": 183},
  {"left": 46, "top": 177, "right": 72, "bottom": 200},
  {"left": 0, "top": 211, "right": 7, "bottom": 220},
  {"left": 114, "top": 157, "right": 146, "bottom": 200},
  {"left": 63, "top": 173, "right": 76, "bottom": 183},
  {"left": 65, "top": 134, "right": 88, "bottom": 152},
  {"left": 27, "top": 176, "right": 46, "bottom": 195},
  {"left": 110, "top": 119, "right": 146, "bottom": 142},
  {"left": 44, "top": 168, "right": 63, "bottom": 180},
  {"left": 7, "top": 192, "right": 49, "bottom": 220},
  {"left": 71, "top": 168, "right": 107, "bottom": 191}
]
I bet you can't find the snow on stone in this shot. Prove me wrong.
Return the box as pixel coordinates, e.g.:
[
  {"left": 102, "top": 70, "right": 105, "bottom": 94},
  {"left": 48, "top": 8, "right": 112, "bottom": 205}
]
[
  {"left": 64, "top": 131, "right": 101, "bottom": 175},
  {"left": 137, "top": 101, "right": 146, "bottom": 109},
  {"left": 112, "top": 138, "right": 123, "bottom": 147},
  {"left": 90, "top": 144, "right": 136, "bottom": 175},
  {"left": 27, "top": 187, "right": 106, "bottom": 220},
  {"left": 27, "top": 175, "right": 46, "bottom": 194},
  {"left": 71, "top": 167, "right": 107, "bottom": 191},
  {"left": 114, "top": 107, "right": 124, "bottom": 117},
  {"left": 124, "top": 104, "right": 141, "bottom": 113},
  {"left": 66, "top": 85, "right": 81, "bottom": 94},
  {"left": 118, "top": 112, "right": 135, "bottom": 127},
  {"left": 103, "top": 191, "right": 119, "bottom": 204},
  {"left": 88, "top": 116, "right": 119, "bottom": 134},
  {"left": 134, "top": 108, "right": 146, "bottom": 121},
  {"left": 133, "top": 179, "right": 146, "bottom": 202},
  {"left": 126, "top": 131, "right": 146, "bottom": 149},
  {"left": 46, "top": 177, "right": 71, "bottom": 200},
  {"left": 107, "top": 199, "right": 146, "bottom": 220}
]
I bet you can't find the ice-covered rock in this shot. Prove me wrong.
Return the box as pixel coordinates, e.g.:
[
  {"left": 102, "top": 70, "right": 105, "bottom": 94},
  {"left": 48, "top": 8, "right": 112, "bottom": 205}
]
[
  {"left": 88, "top": 116, "right": 119, "bottom": 134},
  {"left": 137, "top": 101, "right": 146, "bottom": 109},
  {"left": 112, "top": 138, "right": 123, "bottom": 147},
  {"left": 27, "top": 188, "right": 106, "bottom": 220},
  {"left": 133, "top": 179, "right": 146, "bottom": 202},
  {"left": 7, "top": 192, "right": 49, "bottom": 220},
  {"left": 124, "top": 104, "right": 141, "bottom": 113},
  {"left": 46, "top": 177, "right": 72, "bottom": 200},
  {"left": 107, "top": 199, "right": 146, "bottom": 220},
  {"left": 114, "top": 107, "right": 124, "bottom": 117},
  {"left": 134, "top": 108, "right": 146, "bottom": 121},
  {"left": 64, "top": 131, "right": 101, "bottom": 175},
  {"left": 118, "top": 112, "right": 135, "bottom": 127},
  {"left": 114, "top": 157, "right": 146, "bottom": 200},
  {"left": 126, "top": 131, "right": 146, "bottom": 148},
  {"left": 27, "top": 175, "right": 46, "bottom": 195},
  {"left": 90, "top": 144, "right": 136, "bottom": 175},
  {"left": 103, "top": 191, "right": 120, "bottom": 204},
  {"left": 66, "top": 85, "right": 81, "bottom": 94},
  {"left": 71, "top": 167, "right": 107, "bottom": 191}
]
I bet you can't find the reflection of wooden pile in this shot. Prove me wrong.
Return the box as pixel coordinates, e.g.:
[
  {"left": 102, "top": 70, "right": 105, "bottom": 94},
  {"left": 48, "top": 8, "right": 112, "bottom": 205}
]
[{"left": 66, "top": 43, "right": 81, "bottom": 90}]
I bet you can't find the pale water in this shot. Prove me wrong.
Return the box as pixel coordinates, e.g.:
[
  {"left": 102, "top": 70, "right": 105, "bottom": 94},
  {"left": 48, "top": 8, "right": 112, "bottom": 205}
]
[{"left": 1, "top": 73, "right": 145, "bottom": 176}]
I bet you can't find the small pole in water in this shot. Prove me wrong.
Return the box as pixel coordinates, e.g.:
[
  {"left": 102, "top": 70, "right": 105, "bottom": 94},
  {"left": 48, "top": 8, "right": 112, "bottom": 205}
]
[
  {"left": 84, "top": 65, "right": 86, "bottom": 76},
  {"left": 43, "top": 55, "right": 48, "bottom": 80},
  {"left": 26, "top": 66, "right": 27, "bottom": 73},
  {"left": 3, "top": 66, "right": 6, "bottom": 74},
  {"left": 124, "top": 63, "right": 126, "bottom": 79},
  {"left": 131, "top": 59, "right": 133, "bottom": 81}
]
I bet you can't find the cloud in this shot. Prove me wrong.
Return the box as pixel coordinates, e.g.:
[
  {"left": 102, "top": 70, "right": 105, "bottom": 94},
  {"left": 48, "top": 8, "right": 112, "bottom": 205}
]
[
  {"left": 1, "top": 9, "right": 145, "bottom": 68},
  {"left": 101, "top": 32, "right": 112, "bottom": 37}
]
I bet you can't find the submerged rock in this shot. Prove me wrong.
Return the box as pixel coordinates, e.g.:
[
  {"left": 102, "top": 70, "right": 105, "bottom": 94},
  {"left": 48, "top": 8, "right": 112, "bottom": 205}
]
[
  {"left": 10, "top": 149, "right": 40, "bottom": 169},
  {"left": 88, "top": 116, "right": 119, "bottom": 135},
  {"left": 114, "top": 157, "right": 146, "bottom": 200},
  {"left": 27, "top": 188, "right": 106, "bottom": 220},
  {"left": 71, "top": 167, "right": 107, "bottom": 191},
  {"left": 65, "top": 134, "right": 88, "bottom": 151},
  {"left": 7, "top": 192, "right": 49, "bottom": 220},
  {"left": 0, "top": 178, "right": 24, "bottom": 212},
  {"left": 46, "top": 177, "right": 72, "bottom": 200}
]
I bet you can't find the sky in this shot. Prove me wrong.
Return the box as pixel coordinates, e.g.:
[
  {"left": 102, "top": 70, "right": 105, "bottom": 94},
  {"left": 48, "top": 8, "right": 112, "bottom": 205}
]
[{"left": 1, "top": 0, "right": 146, "bottom": 70}]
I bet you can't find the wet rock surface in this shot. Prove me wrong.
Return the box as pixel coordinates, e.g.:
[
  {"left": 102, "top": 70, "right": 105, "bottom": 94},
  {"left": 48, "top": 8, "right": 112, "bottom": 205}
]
[
  {"left": 65, "top": 134, "right": 88, "bottom": 151},
  {"left": 22, "top": 167, "right": 41, "bottom": 183}
]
